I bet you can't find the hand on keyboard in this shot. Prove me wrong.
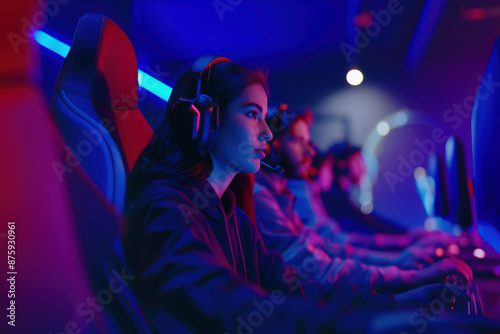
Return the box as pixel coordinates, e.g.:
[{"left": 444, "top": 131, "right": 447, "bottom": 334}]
[
  {"left": 443, "top": 275, "right": 483, "bottom": 316},
  {"left": 417, "top": 258, "right": 473, "bottom": 284}
]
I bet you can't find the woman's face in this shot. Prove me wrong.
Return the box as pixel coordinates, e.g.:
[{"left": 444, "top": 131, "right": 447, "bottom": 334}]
[{"left": 210, "top": 84, "right": 272, "bottom": 173}]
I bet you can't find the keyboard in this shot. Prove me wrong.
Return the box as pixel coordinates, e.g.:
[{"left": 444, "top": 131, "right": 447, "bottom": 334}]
[{"left": 444, "top": 275, "right": 484, "bottom": 316}]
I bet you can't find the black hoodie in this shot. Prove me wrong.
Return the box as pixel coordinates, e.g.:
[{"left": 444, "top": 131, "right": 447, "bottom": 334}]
[{"left": 123, "top": 178, "right": 394, "bottom": 333}]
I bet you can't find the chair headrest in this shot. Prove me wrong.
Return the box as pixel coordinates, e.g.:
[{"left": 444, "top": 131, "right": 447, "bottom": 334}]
[
  {"left": 57, "top": 13, "right": 138, "bottom": 111},
  {"left": 52, "top": 13, "right": 153, "bottom": 174}
]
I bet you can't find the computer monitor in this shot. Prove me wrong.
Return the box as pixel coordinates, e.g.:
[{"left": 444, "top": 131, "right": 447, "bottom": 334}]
[
  {"left": 445, "top": 136, "right": 473, "bottom": 231},
  {"left": 472, "top": 37, "right": 500, "bottom": 253},
  {"left": 428, "top": 153, "right": 450, "bottom": 218}
]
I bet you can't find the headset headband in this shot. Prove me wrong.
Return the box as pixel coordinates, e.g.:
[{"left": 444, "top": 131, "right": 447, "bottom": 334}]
[{"left": 179, "top": 55, "right": 231, "bottom": 103}]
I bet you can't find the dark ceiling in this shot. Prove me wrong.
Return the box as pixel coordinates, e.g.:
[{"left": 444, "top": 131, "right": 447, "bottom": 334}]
[
  {"left": 36, "top": 0, "right": 500, "bottom": 226},
  {"left": 40, "top": 0, "right": 500, "bottom": 116},
  {"left": 128, "top": 0, "right": 500, "bottom": 108}
]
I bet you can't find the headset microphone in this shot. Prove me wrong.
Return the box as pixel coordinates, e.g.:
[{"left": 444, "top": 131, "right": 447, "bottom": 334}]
[{"left": 260, "top": 161, "right": 284, "bottom": 175}]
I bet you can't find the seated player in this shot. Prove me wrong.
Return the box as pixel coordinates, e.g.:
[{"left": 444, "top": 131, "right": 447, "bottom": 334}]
[
  {"left": 123, "top": 58, "right": 469, "bottom": 333},
  {"left": 254, "top": 105, "right": 470, "bottom": 292}
]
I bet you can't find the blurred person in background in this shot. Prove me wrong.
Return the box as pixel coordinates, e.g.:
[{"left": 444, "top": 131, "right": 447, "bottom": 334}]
[{"left": 253, "top": 104, "right": 469, "bottom": 293}]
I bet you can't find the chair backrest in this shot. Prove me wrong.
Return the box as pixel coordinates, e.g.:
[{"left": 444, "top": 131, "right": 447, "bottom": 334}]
[
  {"left": 49, "top": 13, "right": 154, "bottom": 333},
  {"left": 50, "top": 13, "right": 153, "bottom": 211}
]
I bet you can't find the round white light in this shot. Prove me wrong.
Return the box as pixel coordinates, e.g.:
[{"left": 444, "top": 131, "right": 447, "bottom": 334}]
[
  {"left": 424, "top": 217, "right": 438, "bottom": 231},
  {"left": 376, "top": 121, "right": 390, "bottom": 136},
  {"left": 361, "top": 203, "right": 373, "bottom": 214},
  {"left": 473, "top": 248, "right": 486, "bottom": 259},
  {"left": 359, "top": 191, "right": 373, "bottom": 206},
  {"left": 413, "top": 166, "right": 426, "bottom": 179},
  {"left": 395, "top": 111, "right": 408, "bottom": 125},
  {"left": 346, "top": 69, "right": 364, "bottom": 86}
]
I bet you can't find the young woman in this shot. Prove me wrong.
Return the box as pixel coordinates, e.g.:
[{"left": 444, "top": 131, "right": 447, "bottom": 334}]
[{"left": 122, "top": 56, "right": 467, "bottom": 333}]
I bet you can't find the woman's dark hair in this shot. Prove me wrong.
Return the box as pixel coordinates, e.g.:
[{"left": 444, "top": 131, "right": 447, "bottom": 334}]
[{"left": 126, "top": 61, "right": 269, "bottom": 202}]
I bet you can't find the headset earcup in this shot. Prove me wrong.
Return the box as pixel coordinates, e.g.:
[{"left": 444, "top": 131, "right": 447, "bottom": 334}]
[
  {"left": 193, "top": 94, "right": 218, "bottom": 154},
  {"left": 177, "top": 56, "right": 229, "bottom": 156},
  {"left": 171, "top": 101, "right": 200, "bottom": 151}
]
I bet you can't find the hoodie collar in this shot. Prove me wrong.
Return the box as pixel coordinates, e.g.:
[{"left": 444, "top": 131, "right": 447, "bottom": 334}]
[{"left": 178, "top": 179, "right": 237, "bottom": 224}]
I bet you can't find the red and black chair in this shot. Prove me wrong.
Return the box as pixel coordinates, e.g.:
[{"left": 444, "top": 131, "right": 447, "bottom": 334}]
[
  {"left": 50, "top": 13, "right": 154, "bottom": 333},
  {"left": 50, "top": 13, "right": 153, "bottom": 211}
]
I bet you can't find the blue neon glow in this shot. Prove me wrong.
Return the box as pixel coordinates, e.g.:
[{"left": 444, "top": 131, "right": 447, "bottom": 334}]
[
  {"left": 138, "top": 70, "right": 173, "bottom": 101},
  {"left": 34, "top": 31, "right": 70, "bottom": 57},
  {"left": 34, "top": 30, "right": 172, "bottom": 101}
]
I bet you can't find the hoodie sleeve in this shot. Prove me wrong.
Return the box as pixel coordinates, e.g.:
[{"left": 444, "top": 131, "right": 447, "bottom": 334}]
[
  {"left": 254, "top": 185, "right": 347, "bottom": 261},
  {"left": 238, "top": 209, "right": 393, "bottom": 313},
  {"left": 253, "top": 184, "right": 415, "bottom": 293},
  {"left": 123, "top": 182, "right": 392, "bottom": 333}
]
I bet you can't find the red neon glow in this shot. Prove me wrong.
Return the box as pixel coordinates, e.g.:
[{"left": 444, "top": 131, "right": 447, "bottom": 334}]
[
  {"left": 435, "top": 247, "right": 444, "bottom": 258},
  {"left": 463, "top": 8, "right": 487, "bottom": 21},
  {"left": 354, "top": 11, "right": 373, "bottom": 28},
  {"left": 448, "top": 244, "right": 460, "bottom": 255}
]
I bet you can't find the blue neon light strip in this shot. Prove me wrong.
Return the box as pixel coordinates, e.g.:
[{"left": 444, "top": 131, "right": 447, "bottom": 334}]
[
  {"left": 34, "top": 30, "right": 172, "bottom": 101},
  {"left": 34, "top": 31, "right": 70, "bottom": 57},
  {"left": 138, "top": 70, "right": 172, "bottom": 101}
]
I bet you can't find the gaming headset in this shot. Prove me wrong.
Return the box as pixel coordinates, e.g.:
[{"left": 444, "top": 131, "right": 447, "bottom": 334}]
[
  {"left": 172, "top": 55, "right": 231, "bottom": 156},
  {"left": 171, "top": 55, "right": 284, "bottom": 175}
]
